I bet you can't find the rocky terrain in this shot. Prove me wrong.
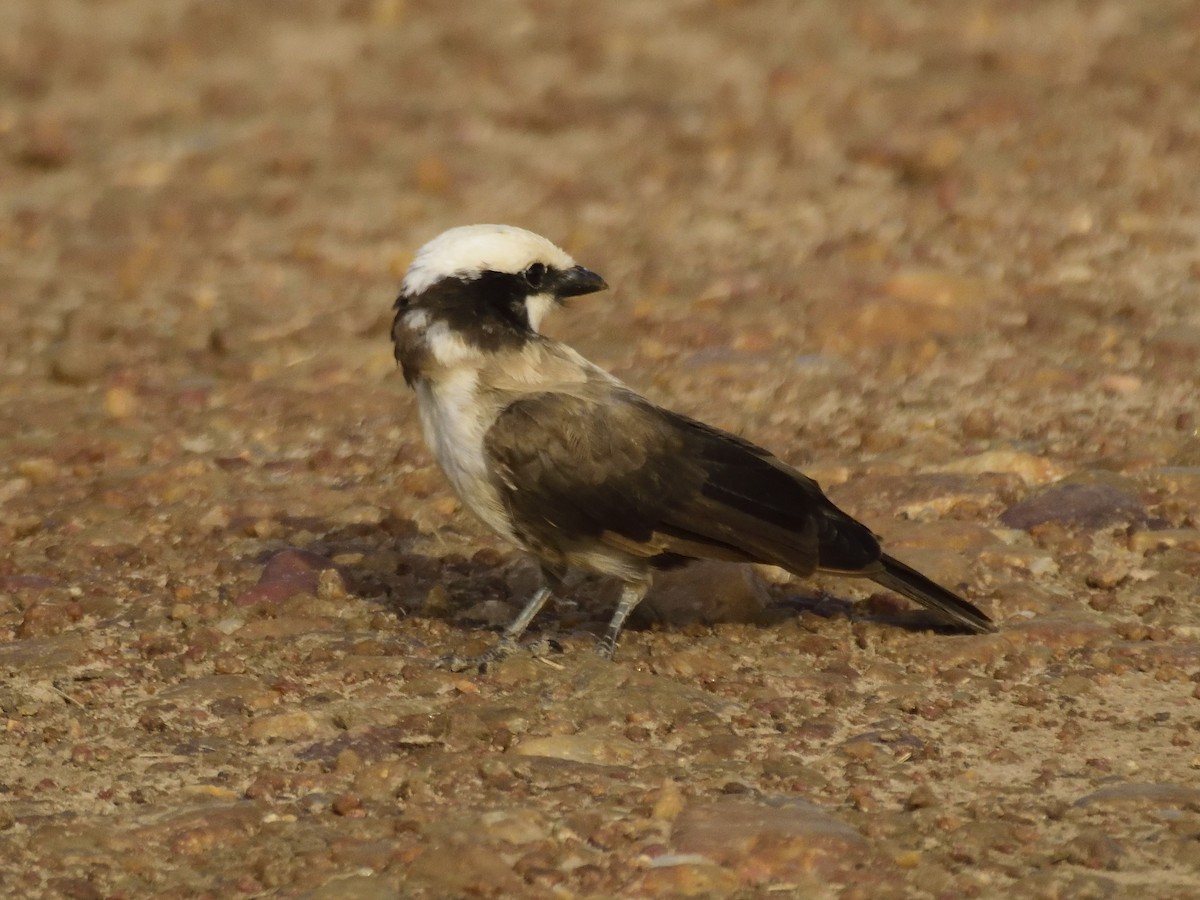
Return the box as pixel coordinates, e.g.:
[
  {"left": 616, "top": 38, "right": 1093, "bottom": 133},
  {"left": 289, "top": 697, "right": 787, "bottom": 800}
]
[{"left": 2, "top": 1, "right": 1199, "bottom": 897}]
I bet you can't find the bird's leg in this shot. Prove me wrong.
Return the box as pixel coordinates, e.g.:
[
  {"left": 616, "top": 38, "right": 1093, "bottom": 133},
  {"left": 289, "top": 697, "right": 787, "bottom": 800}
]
[
  {"left": 438, "top": 584, "right": 554, "bottom": 673},
  {"left": 597, "top": 577, "right": 650, "bottom": 660},
  {"left": 498, "top": 584, "right": 554, "bottom": 646}
]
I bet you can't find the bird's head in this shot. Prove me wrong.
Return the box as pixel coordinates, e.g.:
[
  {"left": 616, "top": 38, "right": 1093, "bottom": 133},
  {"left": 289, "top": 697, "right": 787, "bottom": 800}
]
[{"left": 391, "top": 225, "right": 607, "bottom": 384}]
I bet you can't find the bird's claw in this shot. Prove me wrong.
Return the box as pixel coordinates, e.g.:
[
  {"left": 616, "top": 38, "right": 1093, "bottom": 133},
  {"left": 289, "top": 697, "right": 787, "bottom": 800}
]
[
  {"left": 435, "top": 637, "right": 515, "bottom": 673},
  {"left": 435, "top": 636, "right": 563, "bottom": 673},
  {"left": 435, "top": 653, "right": 492, "bottom": 674}
]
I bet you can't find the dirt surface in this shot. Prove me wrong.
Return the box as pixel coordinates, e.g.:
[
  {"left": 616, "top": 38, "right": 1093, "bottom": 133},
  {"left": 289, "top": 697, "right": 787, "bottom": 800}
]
[{"left": 3, "top": 1, "right": 1200, "bottom": 897}]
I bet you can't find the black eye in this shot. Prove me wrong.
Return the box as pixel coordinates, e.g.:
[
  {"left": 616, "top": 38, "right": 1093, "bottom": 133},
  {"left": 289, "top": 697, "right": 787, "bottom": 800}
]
[{"left": 523, "top": 262, "right": 547, "bottom": 290}]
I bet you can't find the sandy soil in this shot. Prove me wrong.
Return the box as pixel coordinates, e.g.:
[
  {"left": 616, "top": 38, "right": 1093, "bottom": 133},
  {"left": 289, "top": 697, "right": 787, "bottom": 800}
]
[{"left": 2, "top": 1, "right": 1200, "bottom": 897}]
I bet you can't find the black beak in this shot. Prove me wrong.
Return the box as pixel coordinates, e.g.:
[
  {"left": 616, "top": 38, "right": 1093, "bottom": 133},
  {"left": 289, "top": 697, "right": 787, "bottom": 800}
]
[{"left": 552, "top": 265, "right": 608, "bottom": 299}]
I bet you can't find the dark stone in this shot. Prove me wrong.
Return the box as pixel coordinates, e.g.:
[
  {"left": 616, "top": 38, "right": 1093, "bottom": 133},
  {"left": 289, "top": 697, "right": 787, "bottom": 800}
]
[{"left": 1000, "top": 482, "right": 1145, "bottom": 530}]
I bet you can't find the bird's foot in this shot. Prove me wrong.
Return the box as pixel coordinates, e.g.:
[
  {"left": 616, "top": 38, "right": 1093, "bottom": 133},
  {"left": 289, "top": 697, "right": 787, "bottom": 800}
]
[
  {"left": 436, "top": 637, "right": 517, "bottom": 674},
  {"left": 436, "top": 636, "right": 562, "bottom": 673}
]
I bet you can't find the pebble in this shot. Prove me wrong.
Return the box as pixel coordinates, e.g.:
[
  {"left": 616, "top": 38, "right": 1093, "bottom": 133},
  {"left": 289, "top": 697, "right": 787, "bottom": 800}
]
[
  {"left": 670, "top": 798, "right": 871, "bottom": 881},
  {"left": 17, "top": 117, "right": 74, "bottom": 168},
  {"left": 103, "top": 386, "right": 139, "bottom": 419},
  {"left": 246, "top": 709, "right": 330, "bottom": 742},
  {"left": 404, "top": 844, "right": 524, "bottom": 895},
  {"left": 1003, "top": 618, "right": 1110, "bottom": 652},
  {"left": 977, "top": 545, "right": 1059, "bottom": 576},
  {"left": 653, "top": 779, "right": 686, "bottom": 822},
  {"left": 939, "top": 449, "right": 1067, "bottom": 485},
  {"left": 1128, "top": 529, "right": 1200, "bottom": 555},
  {"left": 636, "top": 859, "right": 742, "bottom": 896},
  {"left": 234, "top": 548, "right": 345, "bottom": 606},
  {"left": 633, "top": 560, "right": 769, "bottom": 626},
  {"left": 1074, "top": 783, "right": 1200, "bottom": 810},
  {"left": 477, "top": 808, "right": 549, "bottom": 845},
  {"left": 17, "top": 599, "right": 78, "bottom": 638},
  {"left": 882, "top": 269, "right": 990, "bottom": 309},
  {"left": 815, "top": 270, "right": 989, "bottom": 352},
  {"left": 157, "top": 674, "right": 278, "bottom": 711},
  {"left": 1148, "top": 325, "right": 1200, "bottom": 367},
  {"left": 15, "top": 458, "right": 60, "bottom": 485},
  {"left": 1011, "top": 871, "right": 1117, "bottom": 898},
  {"left": 511, "top": 734, "right": 643, "bottom": 766},
  {"left": 829, "top": 472, "right": 1015, "bottom": 522},
  {"left": 1000, "top": 482, "right": 1146, "bottom": 530},
  {"left": 0, "top": 632, "right": 88, "bottom": 673},
  {"left": 308, "top": 874, "right": 398, "bottom": 900},
  {"left": 333, "top": 504, "right": 386, "bottom": 526},
  {"left": 1054, "top": 828, "right": 1126, "bottom": 871},
  {"left": 48, "top": 316, "right": 108, "bottom": 385}
]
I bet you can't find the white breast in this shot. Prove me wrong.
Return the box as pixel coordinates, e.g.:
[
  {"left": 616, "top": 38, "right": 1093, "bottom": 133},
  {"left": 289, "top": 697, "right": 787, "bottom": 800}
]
[{"left": 414, "top": 370, "right": 518, "bottom": 544}]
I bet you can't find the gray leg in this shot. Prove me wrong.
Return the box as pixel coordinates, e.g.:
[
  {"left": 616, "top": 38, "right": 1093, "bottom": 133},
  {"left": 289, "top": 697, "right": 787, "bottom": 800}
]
[
  {"left": 440, "top": 585, "right": 554, "bottom": 673},
  {"left": 501, "top": 584, "right": 553, "bottom": 643},
  {"left": 597, "top": 578, "right": 650, "bottom": 660}
]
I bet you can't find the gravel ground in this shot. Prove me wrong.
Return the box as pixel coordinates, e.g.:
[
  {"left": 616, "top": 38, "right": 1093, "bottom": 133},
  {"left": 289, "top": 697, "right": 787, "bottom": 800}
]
[{"left": 3, "top": 1, "right": 1200, "bottom": 897}]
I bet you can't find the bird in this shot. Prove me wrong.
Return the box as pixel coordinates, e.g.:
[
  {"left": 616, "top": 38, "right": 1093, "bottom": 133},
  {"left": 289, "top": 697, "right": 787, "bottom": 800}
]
[{"left": 391, "top": 224, "right": 996, "bottom": 667}]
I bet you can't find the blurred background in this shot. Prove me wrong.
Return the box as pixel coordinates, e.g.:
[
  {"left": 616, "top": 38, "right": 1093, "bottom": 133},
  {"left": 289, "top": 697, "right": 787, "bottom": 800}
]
[
  {"left": 2, "top": 2, "right": 1200, "bottom": 896},
  {"left": 4, "top": 1, "right": 1196, "bottom": 456}
]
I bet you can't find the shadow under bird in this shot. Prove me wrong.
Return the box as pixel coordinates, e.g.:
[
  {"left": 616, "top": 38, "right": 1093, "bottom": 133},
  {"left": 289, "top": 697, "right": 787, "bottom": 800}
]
[{"left": 391, "top": 224, "right": 996, "bottom": 666}]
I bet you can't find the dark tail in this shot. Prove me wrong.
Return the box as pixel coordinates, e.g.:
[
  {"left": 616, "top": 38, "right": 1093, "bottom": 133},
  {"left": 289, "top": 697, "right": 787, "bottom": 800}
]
[{"left": 871, "top": 554, "right": 996, "bottom": 634}]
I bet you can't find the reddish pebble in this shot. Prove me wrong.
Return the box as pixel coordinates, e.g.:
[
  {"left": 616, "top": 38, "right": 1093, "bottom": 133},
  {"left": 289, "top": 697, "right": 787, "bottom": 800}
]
[{"left": 234, "top": 549, "right": 343, "bottom": 606}]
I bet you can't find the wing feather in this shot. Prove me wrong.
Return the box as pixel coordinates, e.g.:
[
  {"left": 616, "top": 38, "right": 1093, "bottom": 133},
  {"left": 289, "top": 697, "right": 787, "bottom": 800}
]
[{"left": 484, "top": 391, "right": 881, "bottom": 575}]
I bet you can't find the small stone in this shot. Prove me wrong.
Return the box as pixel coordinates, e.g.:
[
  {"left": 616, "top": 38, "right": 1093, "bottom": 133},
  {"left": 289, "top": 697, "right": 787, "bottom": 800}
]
[
  {"left": 180, "top": 784, "right": 240, "bottom": 801},
  {"left": 635, "top": 859, "right": 742, "bottom": 896},
  {"left": 634, "top": 560, "right": 769, "bottom": 626},
  {"left": 246, "top": 709, "right": 326, "bottom": 742},
  {"left": 478, "top": 808, "right": 548, "bottom": 845},
  {"left": 671, "top": 798, "right": 871, "bottom": 882},
  {"left": 1074, "top": 783, "right": 1200, "bottom": 810},
  {"left": 168, "top": 603, "right": 199, "bottom": 623},
  {"left": 511, "top": 734, "right": 642, "bottom": 766},
  {"left": 198, "top": 505, "right": 232, "bottom": 531},
  {"left": 103, "top": 386, "right": 139, "bottom": 419},
  {"left": 1054, "top": 829, "right": 1125, "bottom": 871},
  {"left": 906, "top": 785, "right": 938, "bottom": 810},
  {"left": 413, "top": 155, "right": 453, "bottom": 194},
  {"left": 333, "top": 504, "right": 385, "bottom": 526},
  {"left": 939, "top": 449, "right": 1067, "bottom": 485},
  {"left": 881, "top": 269, "right": 990, "bottom": 309},
  {"left": 0, "top": 633, "right": 88, "bottom": 672},
  {"left": 331, "top": 792, "right": 363, "bottom": 816},
  {"left": 1004, "top": 619, "right": 1110, "bottom": 653},
  {"left": 653, "top": 779, "right": 686, "bottom": 822},
  {"left": 1000, "top": 481, "right": 1146, "bottom": 530},
  {"left": 235, "top": 548, "right": 341, "bottom": 606},
  {"left": 423, "top": 584, "right": 453, "bottom": 616},
  {"left": 316, "top": 567, "right": 348, "bottom": 600},
  {"left": 1010, "top": 872, "right": 1117, "bottom": 899},
  {"left": 17, "top": 600, "right": 76, "bottom": 638},
  {"left": 18, "top": 117, "right": 74, "bottom": 168},
  {"left": 352, "top": 760, "right": 410, "bottom": 798},
  {"left": 405, "top": 844, "right": 524, "bottom": 895},
  {"left": 461, "top": 598, "right": 515, "bottom": 627},
  {"left": 15, "top": 458, "right": 60, "bottom": 485},
  {"left": 157, "top": 674, "right": 276, "bottom": 710},
  {"left": 976, "top": 545, "right": 1059, "bottom": 577},
  {"left": 1129, "top": 529, "right": 1200, "bottom": 556},
  {"left": 47, "top": 321, "right": 106, "bottom": 389},
  {"left": 829, "top": 472, "right": 1013, "bottom": 523},
  {"left": 335, "top": 749, "right": 364, "bottom": 774}
]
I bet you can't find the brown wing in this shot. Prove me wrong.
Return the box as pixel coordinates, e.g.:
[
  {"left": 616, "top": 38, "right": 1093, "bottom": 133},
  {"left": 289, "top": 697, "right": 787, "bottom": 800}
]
[{"left": 483, "top": 390, "right": 882, "bottom": 575}]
